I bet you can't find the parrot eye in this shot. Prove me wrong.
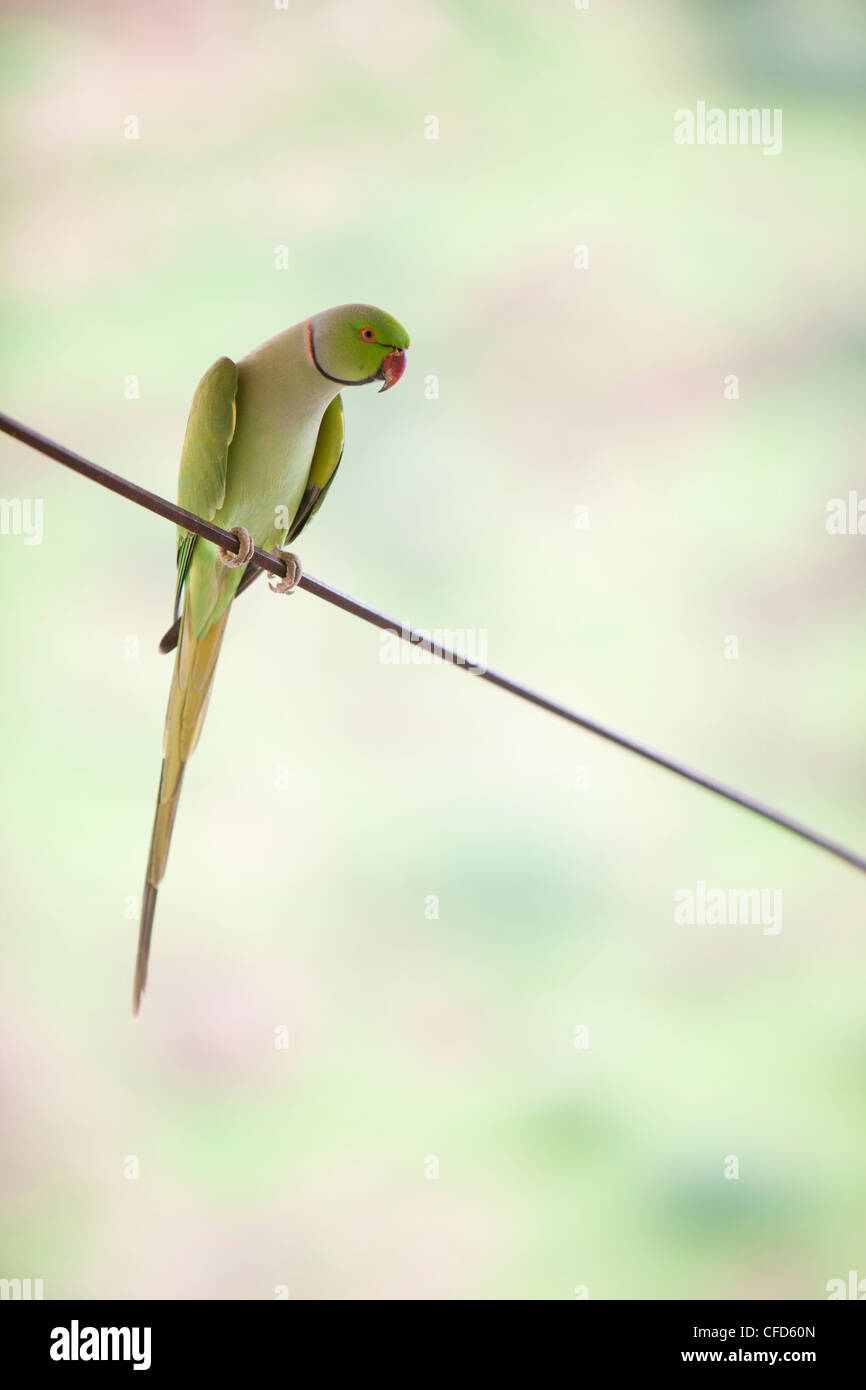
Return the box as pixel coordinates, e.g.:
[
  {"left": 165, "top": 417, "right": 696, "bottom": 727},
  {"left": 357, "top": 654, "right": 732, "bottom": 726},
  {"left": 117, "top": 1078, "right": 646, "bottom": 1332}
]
[{"left": 360, "top": 326, "right": 377, "bottom": 342}]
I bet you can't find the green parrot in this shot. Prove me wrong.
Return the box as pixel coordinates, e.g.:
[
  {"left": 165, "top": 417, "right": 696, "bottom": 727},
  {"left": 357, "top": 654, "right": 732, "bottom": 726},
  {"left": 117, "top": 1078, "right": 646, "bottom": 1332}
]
[{"left": 133, "top": 303, "right": 410, "bottom": 1014}]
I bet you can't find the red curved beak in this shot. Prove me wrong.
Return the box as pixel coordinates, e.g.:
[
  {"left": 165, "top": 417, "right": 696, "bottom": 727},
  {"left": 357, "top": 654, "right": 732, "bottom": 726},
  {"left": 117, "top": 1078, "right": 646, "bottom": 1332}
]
[{"left": 378, "top": 348, "right": 407, "bottom": 392}]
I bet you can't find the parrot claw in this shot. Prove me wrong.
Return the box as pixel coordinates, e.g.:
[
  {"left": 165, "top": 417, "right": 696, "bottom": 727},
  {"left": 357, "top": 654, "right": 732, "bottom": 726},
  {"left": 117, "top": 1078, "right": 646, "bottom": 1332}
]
[
  {"left": 268, "top": 550, "right": 303, "bottom": 594},
  {"left": 217, "top": 525, "right": 255, "bottom": 568}
]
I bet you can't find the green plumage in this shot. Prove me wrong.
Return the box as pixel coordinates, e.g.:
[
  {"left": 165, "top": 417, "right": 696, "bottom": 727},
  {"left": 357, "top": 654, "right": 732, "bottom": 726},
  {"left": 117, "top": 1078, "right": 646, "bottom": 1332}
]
[{"left": 133, "top": 304, "right": 409, "bottom": 1013}]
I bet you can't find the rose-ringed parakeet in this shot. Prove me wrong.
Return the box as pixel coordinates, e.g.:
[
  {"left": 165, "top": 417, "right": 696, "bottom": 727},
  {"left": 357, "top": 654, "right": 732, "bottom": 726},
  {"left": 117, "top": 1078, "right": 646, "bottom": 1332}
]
[{"left": 133, "top": 303, "right": 409, "bottom": 1014}]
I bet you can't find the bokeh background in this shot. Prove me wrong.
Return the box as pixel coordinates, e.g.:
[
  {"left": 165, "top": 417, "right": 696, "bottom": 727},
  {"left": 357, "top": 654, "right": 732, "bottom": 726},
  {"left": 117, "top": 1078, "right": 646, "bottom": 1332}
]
[{"left": 1, "top": 0, "right": 864, "bottom": 1301}]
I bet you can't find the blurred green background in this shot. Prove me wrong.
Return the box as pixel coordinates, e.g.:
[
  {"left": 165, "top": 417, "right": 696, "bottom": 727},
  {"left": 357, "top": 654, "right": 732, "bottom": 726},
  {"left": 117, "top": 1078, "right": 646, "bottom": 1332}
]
[{"left": 1, "top": 0, "right": 864, "bottom": 1300}]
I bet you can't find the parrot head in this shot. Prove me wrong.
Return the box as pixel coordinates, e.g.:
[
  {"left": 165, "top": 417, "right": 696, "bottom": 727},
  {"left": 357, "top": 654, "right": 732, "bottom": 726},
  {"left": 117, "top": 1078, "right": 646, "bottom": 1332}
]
[{"left": 306, "top": 303, "right": 410, "bottom": 392}]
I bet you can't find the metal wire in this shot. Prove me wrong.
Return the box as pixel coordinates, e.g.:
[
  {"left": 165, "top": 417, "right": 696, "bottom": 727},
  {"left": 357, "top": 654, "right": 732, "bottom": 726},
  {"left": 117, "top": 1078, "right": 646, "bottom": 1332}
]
[{"left": 2, "top": 408, "right": 864, "bottom": 876}]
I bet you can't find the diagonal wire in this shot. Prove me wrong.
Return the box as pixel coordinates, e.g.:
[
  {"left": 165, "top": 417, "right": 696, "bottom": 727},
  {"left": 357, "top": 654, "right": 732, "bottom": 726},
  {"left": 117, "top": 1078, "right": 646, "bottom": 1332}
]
[{"left": 1, "top": 408, "right": 864, "bottom": 876}]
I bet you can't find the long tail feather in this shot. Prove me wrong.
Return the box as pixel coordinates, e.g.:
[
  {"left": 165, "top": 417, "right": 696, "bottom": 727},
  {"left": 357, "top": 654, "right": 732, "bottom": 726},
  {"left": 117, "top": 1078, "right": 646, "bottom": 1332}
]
[
  {"left": 132, "top": 881, "right": 160, "bottom": 1017},
  {"left": 133, "top": 600, "right": 231, "bottom": 1014}
]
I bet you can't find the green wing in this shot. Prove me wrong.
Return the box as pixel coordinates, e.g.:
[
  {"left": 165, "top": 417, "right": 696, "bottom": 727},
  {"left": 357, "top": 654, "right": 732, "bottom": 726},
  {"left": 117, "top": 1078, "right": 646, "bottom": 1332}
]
[
  {"left": 170, "top": 356, "right": 238, "bottom": 623},
  {"left": 159, "top": 386, "right": 341, "bottom": 655},
  {"left": 287, "top": 394, "right": 344, "bottom": 543}
]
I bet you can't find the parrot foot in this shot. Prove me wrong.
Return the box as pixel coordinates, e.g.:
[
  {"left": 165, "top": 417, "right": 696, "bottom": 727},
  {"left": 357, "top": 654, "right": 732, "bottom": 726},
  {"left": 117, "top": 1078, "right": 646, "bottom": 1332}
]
[
  {"left": 268, "top": 550, "right": 303, "bottom": 594},
  {"left": 217, "top": 526, "right": 255, "bottom": 568}
]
